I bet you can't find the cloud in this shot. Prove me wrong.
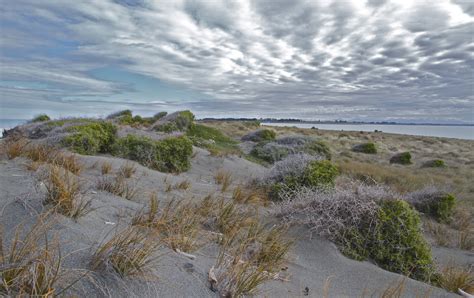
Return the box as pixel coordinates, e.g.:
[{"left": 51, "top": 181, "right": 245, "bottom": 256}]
[{"left": 0, "top": 0, "right": 473, "bottom": 123}]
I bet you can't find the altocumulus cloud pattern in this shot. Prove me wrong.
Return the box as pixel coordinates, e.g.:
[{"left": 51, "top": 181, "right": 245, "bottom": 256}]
[{"left": 0, "top": 0, "right": 473, "bottom": 122}]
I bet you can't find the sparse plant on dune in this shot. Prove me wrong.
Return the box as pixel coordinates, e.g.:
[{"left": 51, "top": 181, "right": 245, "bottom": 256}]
[
  {"left": 0, "top": 219, "right": 62, "bottom": 296},
  {"left": 44, "top": 165, "right": 91, "bottom": 219},
  {"left": 101, "top": 161, "right": 112, "bottom": 175},
  {"left": 406, "top": 186, "right": 456, "bottom": 223},
  {"left": 438, "top": 263, "right": 474, "bottom": 294},
  {"left": 214, "top": 169, "right": 232, "bottom": 192},
  {"left": 90, "top": 226, "right": 161, "bottom": 277},
  {"left": 118, "top": 161, "right": 137, "bottom": 178},
  {"left": 96, "top": 174, "right": 138, "bottom": 200},
  {"left": 2, "top": 138, "right": 29, "bottom": 159},
  {"left": 352, "top": 142, "right": 377, "bottom": 154},
  {"left": 390, "top": 152, "right": 412, "bottom": 165}
]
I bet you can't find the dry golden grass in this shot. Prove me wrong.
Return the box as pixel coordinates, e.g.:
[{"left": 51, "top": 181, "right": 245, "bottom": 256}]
[
  {"left": 90, "top": 226, "right": 161, "bottom": 277},
  {"left": 232, "top": 184, "right": 268, "bottom": 205},
  {"left": 458, "top": 231, "right": 474, "bottom": 250},
  {"left": 20, "top": 143, "right": 83, "bottom": 175},
  {"left": 2, "top": 138, "right": 28, "bottom": 159},
  {"left": 44, "top": 165, "right": 91, "bottom": 219},
  {"left": 96, "top": 175, "right": 138, "bottom": 200},
  {"left": 133, "top": 198, "right": 203, "bottom": 253},
  {"left": 424, "top": 220, "right": 451, "bottom": 247},
  {"left": 101, "top": 161, "right": 112, "bottom": 175},
  {"left": 0, "top": 219, "right": 62, "bottom": 296},
  {"left": 118, "top": 162, "right": 137, "bottom": 178},
  {"left": 215, "top": 169, "right": 232, "bottom": 192},
  {"left": 212, "top": 219, "right": 292, "bottom": 296},
  {"left": 438, "top": 263, "right": 474, "bottom": 294}
]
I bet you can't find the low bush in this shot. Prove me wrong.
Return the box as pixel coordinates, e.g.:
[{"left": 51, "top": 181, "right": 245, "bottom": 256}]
[
  {"left": 372, "top": 200, "right": 434, "bottom": 281},
  {"left": 274, "top": 183, "right": 435, "bottom": 282},
  {"left": 106, "top": 110, "right": 132, "bottom": 119},
  {"left": 63, "top": 121, "right": 117, "bottom": 155},
  {"left": 407, "top": 186, "right": 456, "bottom": 222},
  {"left": 267, "top": 156, "right": 338, "bottom": 200},
  {"left": 112, "top": 135, "right": 193, "bottom": 173},
  {"left": 154, "top": 110, "right": 195, "bottom": 132},
  {"left": 32, "top": 114, "right": 51, "bottom": 122},
  {"left": 153, "top": 111, "right": 167, "bottom": 120},
  {"left": 352, "top": 142, "right": 377, "bottom": 154},
  {"left": 390, "top": 152, "right": 412, "bottom": 165},
  {"left": 241, "top": 129, "right": 276, "bottom": 142},
  {"left": 422, "top": 159, "right": 446, "bottom": 168},
  {"left": 250, "top": 136, "right": 331, "bottom": 163}
]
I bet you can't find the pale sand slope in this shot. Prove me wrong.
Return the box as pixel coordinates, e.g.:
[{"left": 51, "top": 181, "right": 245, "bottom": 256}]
[{"left": 0, "top": 147, "right": 463, "bottom": 297}]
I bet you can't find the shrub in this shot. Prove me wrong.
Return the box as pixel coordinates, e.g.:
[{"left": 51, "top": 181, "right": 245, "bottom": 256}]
[
  {"left": 32, "top": 114, "right": 50, "bottom": 122},
  {"left": 422, "top": 159, "right": 445, "bottom": 168},
  {"left": 175, "top": 110, "right": 195, "bottom": 130},
  {"left": 106, "top": 110, "right": 132, "bottom": 119},
  {"left": 250, "top": 136, "right": 331, "bottom": 164},
  {"left": 352, "top": 142, "right": 377, "bottom": 154},
  {"left": 407, "top": 187, "right": 456, "bottom": 222},
  {"left": 153, "top": 111, "right": 167, "bottom": 120},
  {"left": 112, "top": 135, "right": 193, "bottom": 173},
  {"left": 63, "top": 122, "right": 117, "bottom": 155},
  {"left": 390, "top": 152, "right": 412, "bottom": 165},
  {"left": 241, "top": 129, "right": 276, "bottom": 142},
  {"left": 267, "top": 157, "right": 338, "bottom": 200},
  {"left": 274, "top": 183, "right": 435, "bottom": 282},
  {"left": 154, "top": 122, "right": 178, "bottom": 133},
  {"left": 372, "top": 200, "right": 434, "bottom": 281}
]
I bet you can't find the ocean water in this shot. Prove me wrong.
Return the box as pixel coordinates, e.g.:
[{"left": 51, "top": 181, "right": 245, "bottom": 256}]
[
  {"left": 263, "top": 123, "right": 474, "bottom": 140},
  {"left": 0, "top": 119, "right": 28, "bottom": 137}
]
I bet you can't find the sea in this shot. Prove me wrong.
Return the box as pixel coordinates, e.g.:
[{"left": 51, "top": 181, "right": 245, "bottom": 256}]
[{"left": 263, "top": 122, "right": 474, "bottom": 140}]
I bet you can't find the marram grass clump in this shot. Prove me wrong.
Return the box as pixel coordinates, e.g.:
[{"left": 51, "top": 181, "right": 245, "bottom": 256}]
[
  {"left": 63, "top": 121, "right": 117, "bottom": 155},
  {"left": 112, "top": 134, "right": 193, "bottom": 173}
]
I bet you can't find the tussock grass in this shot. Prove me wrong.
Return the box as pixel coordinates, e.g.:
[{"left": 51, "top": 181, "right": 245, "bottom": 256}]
[
  {"left": 0, "top": 219, "right": 62, "bottom": 296},
  {"left": 232, "top": 184, "right": 269, "bottom": 205},
  {"left": 438, "top": 263, "right": 474, "bottom": 294},
  {"left": 96, "top": 175, "right": 138, "bottom": 200},
  {"left": 44, "top": 165, "right": 91, "bottom": 219},
  {"left": 3, "top": 138, "right": 28, "bottom": 159},
  {"left": 118, "top": 162, "right": 137, "bottom": 178},
  {"left": 101, "top": 161, "right": 112, "bottom": 175},
  {"left": 133, "top": 197, "right": 202, "bottom": 252},
  {"left": 90, "top": 226, "right": 161, "bottom": 277},
  {"left": 215, "top": 170, "right": 232, "bottom": 192}
]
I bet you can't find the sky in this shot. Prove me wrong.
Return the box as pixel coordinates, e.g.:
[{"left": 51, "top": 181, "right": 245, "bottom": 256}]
[{"left": 0, "top": 0, "right": 473, "bottom": 123}]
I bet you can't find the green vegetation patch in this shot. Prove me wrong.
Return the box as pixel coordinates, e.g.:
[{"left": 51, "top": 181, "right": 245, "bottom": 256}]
[
  {"left": 242, "top": 129, "right": 276, "bottom": 142},
  {"left": 412, "top": 193, "right": 456, "bottom": 223},
  {"left": 63, "top": 121, "right": 117, "bottom": 155},
  {"left": 270, "top": 160, "right": 339, "bottom": 200},
  {"left": 112, "top": 134, "right": 193, "bottom": 173},
  {"left": 32, "top": 114, "right": 51, "bottom": 122},
  {"left": 186, "top": 124, "right": 240, "bottom": 156},
  {"left": 372, "top": 200, "right": 435, "bottom": 281},
  {"left": 390, "top": 152, "right": 412, "bottom": 165},
  {"left": 422, "top": 159, "right": 445, "bottom": 168},
  {"left": 352, "top": 142, "right": 377, "bottom": 154},
  {"left": 251, "top": 137, "right": 331, "bottom": 164},
  {"left": 154, "top": 110, "right": 195, "bottom": 132}
]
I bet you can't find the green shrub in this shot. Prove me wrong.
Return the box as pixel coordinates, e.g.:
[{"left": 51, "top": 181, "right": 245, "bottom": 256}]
[
  {"left": 107, "top": 110, "right": 132, "bottom": 119},
  {"left": 302, "top": 140, "right": 331, "bottom": 160},
  {"left": 352, "top": 142, "right": 377, "bottom": 154},
  {"left": 186, "top": 124, "right": 239, "bottom": 156},
  {"left": 372, "top": 200, "right": 434, "bottom": 281},
  {"left": 390, "top": 152, "right": 412, "bottom": 165},
  {"left": 270, "top": 160, "right": 339, "bottom": 200},
  {"left": 251, "top": 144, "right": 289, "bottom": 164},
  {"left": 242, "top": 129, "right": 276, "bottom": 142},
  {"left": 154, "top": 122, "right": 179, "bottom": 133},
  {"left": 153, "top": 111, "right": 167, "bottom": 120},
  {"left": 422, "top": 159, "right": 445, "bottom": 168},
  {"left": 112, "top": 135, "right": 193, "bottom": 173},
  {"left": 175, "top": 110, "right": 195, "bottom": 130},
  {"left": 32, "top": 114, "right": 50, "bottom": 122},
  {"left": 63, "top": 122, "right": 117, "bottom": 155},
  {"left": 412, "top": 193, "right": 456, "bottom": 223}
]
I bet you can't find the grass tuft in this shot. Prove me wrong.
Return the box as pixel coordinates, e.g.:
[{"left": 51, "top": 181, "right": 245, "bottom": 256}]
[{"left": 215, "top": 170, "right": 232, "bottom": 192}]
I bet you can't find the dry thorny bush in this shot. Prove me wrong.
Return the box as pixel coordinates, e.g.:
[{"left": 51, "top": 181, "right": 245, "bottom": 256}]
[{"left": 0, "top": 218, "right": 63, "bottom": 297}]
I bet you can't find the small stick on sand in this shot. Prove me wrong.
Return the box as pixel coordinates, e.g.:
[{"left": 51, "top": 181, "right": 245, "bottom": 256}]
[{"left": 175, "top": 248, "right": 196, "bottom": 260}]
